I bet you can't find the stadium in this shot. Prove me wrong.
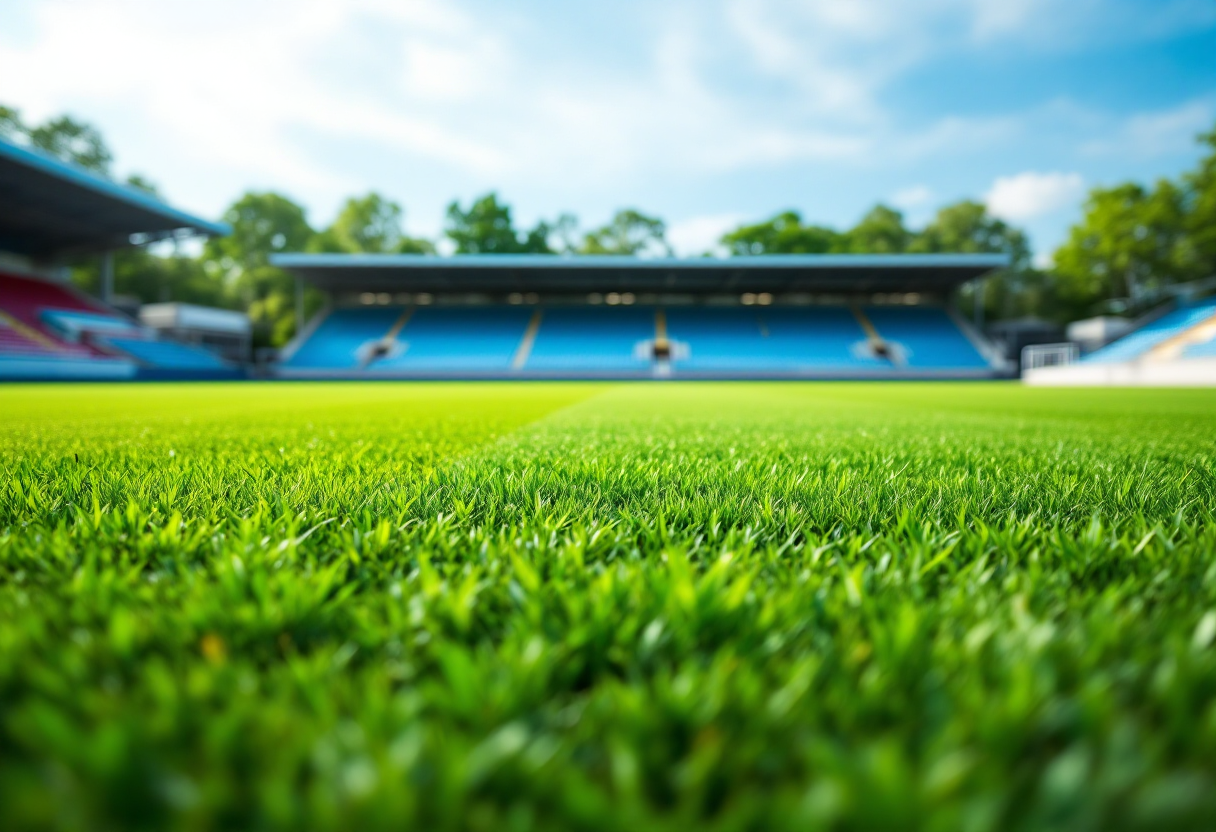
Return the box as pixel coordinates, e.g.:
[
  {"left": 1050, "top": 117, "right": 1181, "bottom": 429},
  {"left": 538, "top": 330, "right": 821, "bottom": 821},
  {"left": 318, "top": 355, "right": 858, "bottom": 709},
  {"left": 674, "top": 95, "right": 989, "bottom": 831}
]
[
  {"left": 271, "top": 253, "right": 1010, "bottom": 379},
  {"left": 6, "top": 134, "right": 1216, "bottom": 385},
  {"left": 4, "top": 37, "right": 1216, "bottom": 832}
]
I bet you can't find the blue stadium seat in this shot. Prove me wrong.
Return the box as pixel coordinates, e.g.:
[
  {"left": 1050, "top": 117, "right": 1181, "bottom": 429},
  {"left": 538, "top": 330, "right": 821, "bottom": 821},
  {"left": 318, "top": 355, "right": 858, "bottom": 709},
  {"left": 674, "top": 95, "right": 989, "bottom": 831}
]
[
  {"left": 667, "top": 306, "right": 885, "bottom": 371},
  {"left": 283, "top": 307, "right": 403, "bottom": 369},
  {"left": 369, "top": 307, "right": 533, "bottom": 372},
  {"left": 864, "top": 306, "right": 988, "bottom": 369},
  {"left": 1083, "top": 299, "right": 1216, "bottom": 364},
  {"left": 280, "top": 303, "right": 998, "bottom": 375},
  {"left": 1182, "top": 336, "right": 1216, "bottom": 359},
  {"left": 107, "top": 337, "right": 227, "bottom": 369},
  {"left": 525, "top": 306, "right": 654, "bottom": 372}
]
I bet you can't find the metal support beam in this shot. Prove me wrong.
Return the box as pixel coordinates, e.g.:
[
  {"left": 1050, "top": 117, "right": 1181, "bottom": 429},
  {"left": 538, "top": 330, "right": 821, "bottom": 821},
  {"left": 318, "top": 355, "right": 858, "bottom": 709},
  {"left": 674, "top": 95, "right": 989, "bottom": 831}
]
[
  {"left": 295, "top": 276, "right": 305, "bottom": 335},
  {"left": 100, "top": 251, "right": 115, "bottom": 304}
]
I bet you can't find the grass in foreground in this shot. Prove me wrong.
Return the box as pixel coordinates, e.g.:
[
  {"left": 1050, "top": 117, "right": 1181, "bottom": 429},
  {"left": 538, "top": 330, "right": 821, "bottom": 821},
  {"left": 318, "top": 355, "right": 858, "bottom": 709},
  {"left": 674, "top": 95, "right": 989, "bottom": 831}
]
[{"left": 2, "top": 381, "right": 1216, "bottom": 831}]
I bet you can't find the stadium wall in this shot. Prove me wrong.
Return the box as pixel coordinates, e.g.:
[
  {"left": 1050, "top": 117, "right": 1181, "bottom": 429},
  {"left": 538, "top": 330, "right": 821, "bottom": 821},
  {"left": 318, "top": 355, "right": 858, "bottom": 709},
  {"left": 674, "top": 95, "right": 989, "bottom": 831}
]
[{"left": 1024, "top": 357, "right": 1216, "bottom": 386}]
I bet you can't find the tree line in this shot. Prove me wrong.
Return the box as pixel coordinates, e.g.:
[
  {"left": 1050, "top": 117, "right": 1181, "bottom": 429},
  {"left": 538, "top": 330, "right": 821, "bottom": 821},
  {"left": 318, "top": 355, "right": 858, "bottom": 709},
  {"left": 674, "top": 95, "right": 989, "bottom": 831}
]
[{"left": 2, "top": 102, "right": 1214, "bottom": 347}]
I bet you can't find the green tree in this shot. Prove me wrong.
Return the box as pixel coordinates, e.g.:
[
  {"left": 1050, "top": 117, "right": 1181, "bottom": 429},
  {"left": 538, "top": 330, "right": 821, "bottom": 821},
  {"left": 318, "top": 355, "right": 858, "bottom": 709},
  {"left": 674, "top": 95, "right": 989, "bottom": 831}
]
[
  {"left": 445, "top": 193, "right": 553, "bottom": 254},
  {"left": 0, "top": 104, "right": 23, "bottom": 140},
  {"left": 207, "top": 192, "right": 314, "bottom": 274},
  {"left": 721, "top": 211, "right": 842, "bottom": 255},
  {"left": 311, "top": 192, "right": 434, "bottom": 254},
  {"left": 910, "top": 200, "right": 1031, "bottom": 268},
  {"left": 27, "top": 115, "right": 113, "bottom": 174},
  {"left": 843, "top": 205, "right": 912, "bottom": 253},
  {"left": 580, "top": 209, "right": 671, "bottom": 256},
  {"left": 1180, "top": 127, "right": 1216, "bottom": 280},
  {"left": 72, "top": 249, "right": 229, "bottom": 308},
  {"left": 203, "top": 192, "right": 316, "bottom": 347},
  {"left": 548, "top": 213, "right": 581, "bottom": 254},
  {"left": 1052, "top": 181, "right": 1188, "bottom": 312},
  {"left": 124, "top": 174, "right": 161, "bottom": 198},
  {"left": 908, "top": 200, "right": 1033, "bottom": 320}
]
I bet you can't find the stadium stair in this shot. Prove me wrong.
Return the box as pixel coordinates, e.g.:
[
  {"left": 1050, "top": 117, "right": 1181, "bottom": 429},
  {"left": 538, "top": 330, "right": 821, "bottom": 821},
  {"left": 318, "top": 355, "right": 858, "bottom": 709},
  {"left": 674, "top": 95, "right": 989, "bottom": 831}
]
[
  {"left": 863, "top": 306, "right": 989, "bottom": 369},
  {"left": 524, "top": 306, "right": 654, "bottom": 373}
]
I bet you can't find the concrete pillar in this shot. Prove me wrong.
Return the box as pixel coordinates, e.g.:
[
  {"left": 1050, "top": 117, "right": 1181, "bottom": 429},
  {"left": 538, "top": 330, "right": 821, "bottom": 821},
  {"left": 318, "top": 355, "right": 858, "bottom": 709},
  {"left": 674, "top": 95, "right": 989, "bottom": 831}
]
[
  {"left": 973, "top": 279, "right": 984, "bottom": 331},
  {"left": 100, "top": 251, "right": 115, "bottom": 304}
]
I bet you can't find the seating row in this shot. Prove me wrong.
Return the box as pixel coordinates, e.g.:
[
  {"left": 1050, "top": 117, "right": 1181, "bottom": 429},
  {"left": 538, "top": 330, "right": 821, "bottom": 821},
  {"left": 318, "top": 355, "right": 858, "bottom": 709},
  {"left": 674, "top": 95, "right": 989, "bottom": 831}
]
[
  {"left": 0, "top": 272, "right": 228, "bottom": 373},
  {"left": 282, "top": 304, "right": 991, "bottom": 375},
  {"left": 1082, "top": 298, "right": 1216, "bottom": 364}
]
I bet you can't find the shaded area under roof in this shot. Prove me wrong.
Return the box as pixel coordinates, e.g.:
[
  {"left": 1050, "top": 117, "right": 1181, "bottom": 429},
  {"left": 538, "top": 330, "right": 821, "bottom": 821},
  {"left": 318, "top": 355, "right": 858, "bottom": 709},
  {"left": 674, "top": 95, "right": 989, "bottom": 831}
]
[
  {"left": 0, "top": 138, "right": 230, "bottom": 258},
  {"left": 271, "top": 253, "right": 1011, "bottom": 295}
]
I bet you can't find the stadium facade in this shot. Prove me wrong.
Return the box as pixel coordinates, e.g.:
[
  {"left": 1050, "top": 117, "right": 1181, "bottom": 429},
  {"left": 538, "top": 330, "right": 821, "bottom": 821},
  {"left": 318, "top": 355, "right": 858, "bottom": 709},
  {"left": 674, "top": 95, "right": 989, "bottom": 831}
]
[{"left": 271, "top": 253, "right": 1014, "bottom": 379}]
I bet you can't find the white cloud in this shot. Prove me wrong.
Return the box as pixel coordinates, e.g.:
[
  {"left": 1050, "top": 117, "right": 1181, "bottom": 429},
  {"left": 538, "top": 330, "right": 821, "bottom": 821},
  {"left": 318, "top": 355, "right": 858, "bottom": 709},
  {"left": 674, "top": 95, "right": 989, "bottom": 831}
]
[
  {"left": 0, "top": 0, "right": 1207, "bottom": 249},
  {"left": 667, "top": 213, "right": 746, "bottom": 257},
  {"left": 0, "top": 0, "right": 515, "bottom": 212},
  {"left": 985, "top": 171, "right": 1085, "bottom": 222},
  {"left": 890, "top": 185, "right": 934, "bottom": 210}
]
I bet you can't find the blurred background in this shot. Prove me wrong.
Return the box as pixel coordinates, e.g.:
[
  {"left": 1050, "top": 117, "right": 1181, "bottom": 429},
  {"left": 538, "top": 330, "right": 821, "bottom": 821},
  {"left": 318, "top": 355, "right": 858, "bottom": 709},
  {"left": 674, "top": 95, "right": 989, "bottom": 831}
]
[{"left": 1, "top": 0, "right": 1214, "bottom": 351}]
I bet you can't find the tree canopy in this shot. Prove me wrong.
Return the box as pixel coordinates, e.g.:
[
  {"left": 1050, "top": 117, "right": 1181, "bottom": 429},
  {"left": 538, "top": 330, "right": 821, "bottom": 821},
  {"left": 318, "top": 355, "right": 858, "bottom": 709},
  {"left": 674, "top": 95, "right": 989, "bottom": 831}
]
[
  {"left": 27, "top": 116, "right": 113, "bottom": 174},
  {"left": 841, "top": 205, "right": 912, "bottom": 254},
  {"left": 445, "top": 193, "right": 553, "bottom": 254},
  {"left": 720, "top": 211, "right": 842, "bottom": 255},
  {"left": 909, "top": 200, "right": 1030, "bottom": 269},
  {"left": 580, "top": 209, "right": 671, "bottom": 256},
  {"left": 311, "top": 193, "right": 434, "bottom": 255}
]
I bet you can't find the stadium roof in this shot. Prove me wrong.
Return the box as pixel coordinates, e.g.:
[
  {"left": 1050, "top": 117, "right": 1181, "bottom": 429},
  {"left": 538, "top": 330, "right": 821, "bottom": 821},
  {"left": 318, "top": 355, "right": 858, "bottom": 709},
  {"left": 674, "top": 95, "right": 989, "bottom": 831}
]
[
  {"left": 271, "top": 253, "right": 1011, "bottom": 295},
  {"left": 0, "top": 137, "right": 230, "bottom": 258}
]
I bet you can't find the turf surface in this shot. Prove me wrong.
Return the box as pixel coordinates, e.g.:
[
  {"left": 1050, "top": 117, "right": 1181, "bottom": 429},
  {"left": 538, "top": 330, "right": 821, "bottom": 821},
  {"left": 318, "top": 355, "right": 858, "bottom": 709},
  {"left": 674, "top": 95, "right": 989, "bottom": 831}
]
[{"left": 3, "top": 381, "right": 1216, "bottom": 831}]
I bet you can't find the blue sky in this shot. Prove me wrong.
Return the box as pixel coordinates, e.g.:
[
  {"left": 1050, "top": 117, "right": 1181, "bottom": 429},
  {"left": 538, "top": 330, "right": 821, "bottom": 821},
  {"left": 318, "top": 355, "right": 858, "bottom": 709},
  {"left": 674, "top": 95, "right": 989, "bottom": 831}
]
[{"left": 2, "top": 0, "right": 1214, "bottom": 263}]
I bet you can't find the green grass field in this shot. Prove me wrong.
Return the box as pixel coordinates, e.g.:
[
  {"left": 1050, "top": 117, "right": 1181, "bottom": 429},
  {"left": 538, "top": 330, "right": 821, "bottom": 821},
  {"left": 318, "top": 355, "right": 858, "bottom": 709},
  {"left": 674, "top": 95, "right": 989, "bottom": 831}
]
[{"left": 3, "top": 381, "right": 1216, "bottom": 831}]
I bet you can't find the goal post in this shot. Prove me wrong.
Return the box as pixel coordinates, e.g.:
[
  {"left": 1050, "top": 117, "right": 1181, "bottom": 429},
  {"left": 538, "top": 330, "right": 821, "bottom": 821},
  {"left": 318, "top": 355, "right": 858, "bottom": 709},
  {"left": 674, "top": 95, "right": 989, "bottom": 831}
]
[{"left": 1022, "top": 342, "right": 1079, "bottom": 370}]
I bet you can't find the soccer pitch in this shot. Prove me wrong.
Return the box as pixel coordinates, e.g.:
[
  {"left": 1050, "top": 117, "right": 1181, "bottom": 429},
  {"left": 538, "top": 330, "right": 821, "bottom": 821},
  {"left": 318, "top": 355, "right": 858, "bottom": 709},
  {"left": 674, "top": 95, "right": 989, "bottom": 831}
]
[{"left": 3, "top": 382, "right": 1216, "bottom": 830}]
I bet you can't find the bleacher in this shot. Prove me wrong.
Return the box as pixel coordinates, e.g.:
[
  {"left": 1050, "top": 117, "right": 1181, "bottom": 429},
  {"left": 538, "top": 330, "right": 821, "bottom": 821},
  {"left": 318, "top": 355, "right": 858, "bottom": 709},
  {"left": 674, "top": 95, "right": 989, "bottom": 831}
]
[
  {"left": 282, "top": 307, "right": 404, "bottom": 369},
  {"left": 0, "top": 271, "right": 236, "bottom": 378},
  {"left": 0, "top": 317, "right": 66, "bottom": 359},
  {"left": 1082, "top": 298, "right": 1216, "bottom": 363},
  {"left": 104, "top": 337, "right": 229, "bottom": 370},
  {"left": 526, "top": 307, "right": 655, "bottom": 373},
  {"left": 0, "top": 135, "right": 232, "bottom": 380},
  {"left": 865, "top": 306, "right": 989, "bottom": 369},
  {"left": 1183, "top": 337, "right": 1216, "bottom": 359},
  {"left": 0, "top": 272, "right": 113, "bottom": 356},
  {"left": 371, "top": 307, "right": 535, "bottom": 372},
  {"left": 279, "top": 302, "right": 994, "bottom": 377},
  {"left": 0, "top": 272, "right": 135, "bottom": 379},
  {"left": 667, "top": 307, "right": 887, "bottom": 372}
]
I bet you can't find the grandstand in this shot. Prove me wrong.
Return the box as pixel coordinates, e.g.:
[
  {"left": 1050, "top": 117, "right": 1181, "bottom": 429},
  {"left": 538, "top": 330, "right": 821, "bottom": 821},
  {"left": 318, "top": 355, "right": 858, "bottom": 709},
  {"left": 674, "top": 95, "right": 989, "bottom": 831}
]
[
  {"left": 0, "top": 136, "right": 232, "bottom": 380},
  {"left": 1024, "top": 295, "right": 1216, "bottom": 386},
  {"left": 272, "top": 253, "right": 1011, "bottom": 379}
]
